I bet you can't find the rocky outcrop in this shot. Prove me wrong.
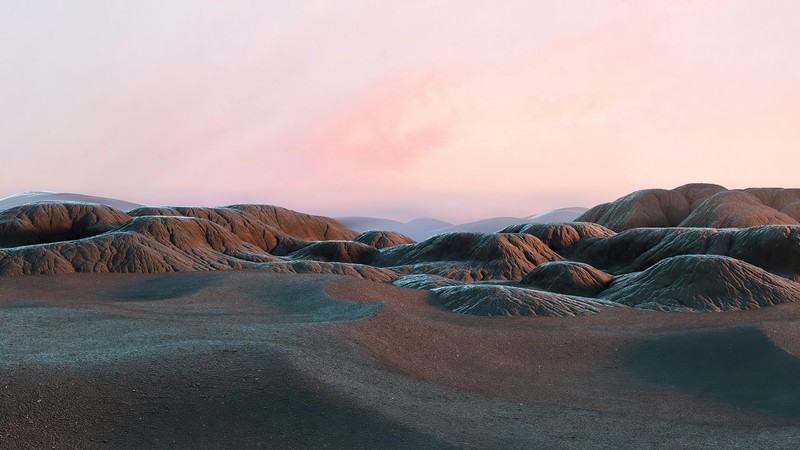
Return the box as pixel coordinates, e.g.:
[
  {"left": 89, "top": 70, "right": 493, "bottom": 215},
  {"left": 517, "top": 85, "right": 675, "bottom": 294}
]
[
  {"left": 600, "top": 255, "right": 800, "bottom": 311},
  {"left": 570, "top": 225, "right": 800, "bottom": 280},
  {"left": 353, "top": 230, "right": 415, "bottom": 249},
  {"left": 521, "top": 261, "right": 613, "bottom": 297},
  {"left": 0, "top": 202, "right": 131, "bottom": 248},
  {"left": 680, "top": 191, "right": 798, "bottom": 228},
  {"left": 375, "top": 232, "right": 563, "bottom": 281},
  {"left": 499, "top": 222, "right": 615, "bottom": 254},
  {"left": 393, "top": 274, "right": 464, "bottom": 290},
  {"left": 129, "top": 205, "right": 356, "bottom": 252},
  {"left": 578, "top": 184, "right": 800, "bottom": 231},
  {"left": 254, "top": 260, "right": 398, "bottom": 283},
  {"left": 433, "top": 284, "right": 619, "bottom": 317},
  {"left": 288, "top": 241, "right": 379, "bottom": 264}
]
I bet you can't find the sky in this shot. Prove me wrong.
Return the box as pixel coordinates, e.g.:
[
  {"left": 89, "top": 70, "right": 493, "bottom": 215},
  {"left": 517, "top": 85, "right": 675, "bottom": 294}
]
[{"left": 1, "top": 0, "right": 799, "bottom": 222}]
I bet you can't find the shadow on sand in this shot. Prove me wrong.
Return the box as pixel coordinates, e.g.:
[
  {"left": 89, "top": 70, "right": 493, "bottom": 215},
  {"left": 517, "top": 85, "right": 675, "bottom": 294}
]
[
  {"left": 629, "top": 324, "right": 800, "bottom": 416},
  {"left": 0, "top": 348, "right": 455, "bottom": 449},
  {"left": 98, "top": 272, "right": 225, "bottom": 301}
]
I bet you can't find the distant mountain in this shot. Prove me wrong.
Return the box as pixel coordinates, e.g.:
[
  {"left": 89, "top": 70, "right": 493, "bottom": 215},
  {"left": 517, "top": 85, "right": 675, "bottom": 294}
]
[
  {"left": 526, "top": 207, "right": 589, "bottom": 223},
  {"left": 0, "top": 191, "right": 142, "bottom": 212},
  {"left": 337, "top": 207, "right": 588, "bottom": 241},
  {"left": 336, "top": 217, "right": 453, "bottom": 241}
]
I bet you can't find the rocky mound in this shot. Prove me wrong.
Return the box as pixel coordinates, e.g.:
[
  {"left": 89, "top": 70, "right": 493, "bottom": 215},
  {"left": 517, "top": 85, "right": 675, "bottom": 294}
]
[
  {"left": 601, "top": 255, "right": 800, "bottom": 311},
  {"left": 228, "top": 204, "right": 357, "bottom": 242},
  {"left": 680, "top": 191, "right": 798, "bottom": 228},
  {"left": 432, "top": 284, "right": 618, "bottom": 317},
  {"left": 375, "top": 232, "right": 563, "bottom": 281},
  {"left": 570, "top": 225, "right": 800, "bottom": 279},
  {"left": 0, "top": 216, "right": 282, "bottom": 275},
  {"left": 116, "top": 216, "right": 276, "bottom": 262},
  {"left": 254, "top": 260, "right": 398, "bottom": 283},
  {"left": 128, "top": 205, "right": 356, "bottom": 251},
  {"left": 521, "top": 261, "right": 613, "bottom": 297},
  {"left": 392, "top": 274, "right": 464, "bottom": 290},
  {"left": 353, "top": 230, "right": 415, "bottom": 248},
  {"left": 578, "top": 184, "right": 800, "bottom": 230},
  {"left": 0, "top": 233, "right": 274, "bottom": 275},
  {"left": 499, "top": 222, "right": 615, "bottom": 254},
  {"left": 577, "top": 187, "right": 696, "bottom": 230},
  {"left": 288, "top": 241, "right": 379, "bottom": 264},
  {"left": 0, "top": 202, "right": 131, "bottom": 247}
]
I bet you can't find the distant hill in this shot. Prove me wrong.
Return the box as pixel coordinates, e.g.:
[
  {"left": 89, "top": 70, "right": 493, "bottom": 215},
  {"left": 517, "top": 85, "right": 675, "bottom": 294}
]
[
  {"left": 0, "top": 191, "right": 142, "bottom": 212},
  {"left": 336, "top": 217, "right": 453, "bottom": 241},
  {"left": 338, "top": 207, "right": 588, "bottom": 241}
]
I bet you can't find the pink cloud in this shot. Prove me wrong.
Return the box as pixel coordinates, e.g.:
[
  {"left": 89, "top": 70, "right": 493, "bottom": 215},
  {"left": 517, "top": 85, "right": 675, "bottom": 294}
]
[{"left": 294, "top": 73, "right": 452, "bottom": 171}]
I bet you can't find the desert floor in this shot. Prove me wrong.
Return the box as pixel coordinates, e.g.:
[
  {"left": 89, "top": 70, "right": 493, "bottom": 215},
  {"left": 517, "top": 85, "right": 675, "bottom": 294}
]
[{"left": 2, "top": 271, "right": 799, "bottom": 449}]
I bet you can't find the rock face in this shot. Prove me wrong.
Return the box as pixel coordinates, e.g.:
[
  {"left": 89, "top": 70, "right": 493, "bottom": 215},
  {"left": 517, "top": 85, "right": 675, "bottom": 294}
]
[
  {"left": 375, "top": 232, "right": 563, "bottom": 281},
  {"left": 0, "top": 202, "right": 131, "bottom": 247},
  {"left": 129, "top": 205, "right": 356, "bottom": 252},
  {"left": 570, "top": 225, "right": 800, "bottom": 280},
  {"left": 288, "top": 241, "right": 379, "bottom": 265},
  {"left": 680, "top": 191, "right": 798, "bottom": 228},
  {"left": 393, "top": 274, "right": 463, "bottom": 290},
  {"left": 433, "top": 284, "right": 618, "bottom": 317},
  {"left": 0, "top": 202, "right": 355, "bottom": 275},
  {"left": 577, "top": 188, "right": 695, "bottom": 230},
  {"left": 578, "top": 184, "right": 800, "bottom": 231},
  {"left": 253, "top": 260, "right": 398, "bottom": 283},
  {"left": 521, "top": 261, "right": 613, "bottom": 297},
  {"left": 601, "top": 255, "right": 800, "bottom": 312},
  {"left": 353, "top": 230, "right": 415, "bottom": 249},
  {"left": 499, "top": 222, "right": 615, "bottom": 254}
]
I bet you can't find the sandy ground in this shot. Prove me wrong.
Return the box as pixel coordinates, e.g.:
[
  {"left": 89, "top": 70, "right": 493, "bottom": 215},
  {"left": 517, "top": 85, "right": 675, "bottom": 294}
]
[{"left": 2, "top": 271, "right": 800, "bottom": 448}]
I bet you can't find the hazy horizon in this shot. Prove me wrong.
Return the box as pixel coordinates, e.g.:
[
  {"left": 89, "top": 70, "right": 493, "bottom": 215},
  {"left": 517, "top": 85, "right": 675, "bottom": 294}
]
[{"left": 3, "top": 1, "right": 799, "bottom": 222}]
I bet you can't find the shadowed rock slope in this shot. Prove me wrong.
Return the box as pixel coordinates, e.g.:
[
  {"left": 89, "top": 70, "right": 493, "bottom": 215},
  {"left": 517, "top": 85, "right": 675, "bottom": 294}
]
[
  {"left": 601, "top": 255, "right": 800, "bottom": 312},
  {"left": 569, "top": 225, "right": 800, "bottom": 280},
  {"left": 521, "top": 261, "right": 613, "bottom": 297}
]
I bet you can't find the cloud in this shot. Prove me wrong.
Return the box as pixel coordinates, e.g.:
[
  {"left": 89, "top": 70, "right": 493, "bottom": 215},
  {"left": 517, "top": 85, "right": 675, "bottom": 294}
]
[{"left": 289, "top": 72, "right": 453, "bottom": 171}]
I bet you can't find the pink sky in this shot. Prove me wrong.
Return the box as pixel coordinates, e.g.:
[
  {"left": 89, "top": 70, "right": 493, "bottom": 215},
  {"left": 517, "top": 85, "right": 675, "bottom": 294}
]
[{"left": 1, "top": 1, "right": 799, "bottom": 221}]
